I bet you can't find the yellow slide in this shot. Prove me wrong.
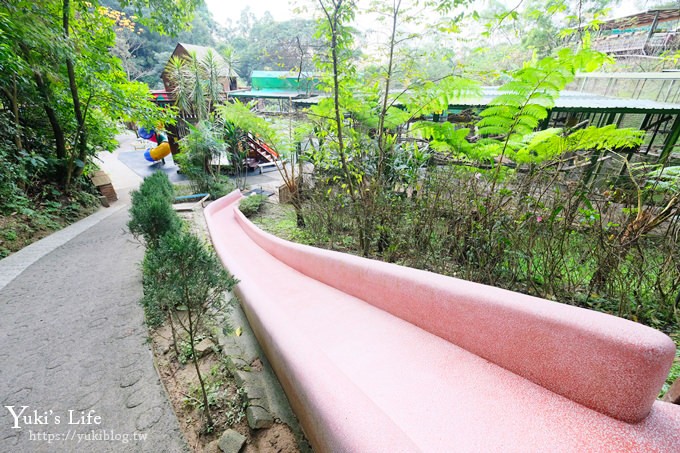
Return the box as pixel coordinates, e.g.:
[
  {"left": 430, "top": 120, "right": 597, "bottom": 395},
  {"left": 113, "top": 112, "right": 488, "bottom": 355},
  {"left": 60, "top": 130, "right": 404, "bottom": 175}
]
[{"left": 144, "top": 142, "right": 171, "bottom": 162}]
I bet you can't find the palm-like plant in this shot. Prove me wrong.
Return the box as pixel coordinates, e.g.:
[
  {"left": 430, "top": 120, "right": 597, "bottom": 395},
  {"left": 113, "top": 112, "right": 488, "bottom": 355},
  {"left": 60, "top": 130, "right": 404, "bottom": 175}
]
[
  {"left": 166, "top": 56, "right": 192, "bottom": 116},
  {"left": 165, "top": 50, "right": 226, "bottom": 121},
  {"left": 187, "top": 52, "right": 207, "bottom": 120},
  {"left": 201, "top": 49, "right": 224, "bottom": 114}
]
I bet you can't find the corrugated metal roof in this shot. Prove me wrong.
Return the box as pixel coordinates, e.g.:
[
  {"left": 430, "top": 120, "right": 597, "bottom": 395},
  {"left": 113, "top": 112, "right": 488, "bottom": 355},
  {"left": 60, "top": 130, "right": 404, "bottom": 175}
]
[
  {"left": 467, "top": 88, "right": 680, "bottom": 112},
  {"left": 251, "top": 70, "right": 319, "bottom": 79},
  {"left": 229, "top": 89, "right": 308, "bottom": 99},
  {"left": 575, "top": 72, "right": 680, "bottom": 80},
  {"left": 294, "top": 88, "right": 680, "bottom": 113},
  {"left": 292, "top": 95, "right": 326, "bottom": 105},
  {"left": 598, "top": 8, "right": 680, "bottom": 31}
]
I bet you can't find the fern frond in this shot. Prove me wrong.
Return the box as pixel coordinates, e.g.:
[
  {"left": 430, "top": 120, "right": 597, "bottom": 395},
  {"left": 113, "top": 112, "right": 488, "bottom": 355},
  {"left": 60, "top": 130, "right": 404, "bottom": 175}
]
[
  {"left": 478, "top": 125, "right": 512, "bottom": 136},
  {"left": 526, "top": 92, "right": 556, "bottom": 108},
  {"left": 489, "top": 93, "right": 524, "bottom": 108},
  {"left": 479, "top": 105, "right": 515, "bottom": 119},
  {"left": 430, "top": 140, "right": 453, "bottom": 152},
  {"left": 512, "top": 121, "right": 538, "bottom": 136},
  {"left": 520, "top": 104, "right": 549, "bottom": 120},
  {"left": 477, "top": 116, "right": 514, "bottom": 129},
  {"left": 566, "top": 125, "right": 644, "bottom": 151},
  {"left": 500, "top": 81, "right": 536, "bottom": 97},
  {"left": 515, "top": 128, "right": 565, "bottom": 163},
  {"left": 534, "top": 79, "right": 562, "bottom": 94},
  {"left": 515, "top": 66, "right": 544, "bottom": 85}
]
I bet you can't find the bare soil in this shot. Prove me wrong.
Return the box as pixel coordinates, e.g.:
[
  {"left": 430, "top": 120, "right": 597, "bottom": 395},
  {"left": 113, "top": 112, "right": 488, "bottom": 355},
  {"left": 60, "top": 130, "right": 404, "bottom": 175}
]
[
  {"left": 148, "top": 205, "right": 301, "bottom": 453},
  {"left": 150, "top": 319, "right": 300, "bottom": 453}
]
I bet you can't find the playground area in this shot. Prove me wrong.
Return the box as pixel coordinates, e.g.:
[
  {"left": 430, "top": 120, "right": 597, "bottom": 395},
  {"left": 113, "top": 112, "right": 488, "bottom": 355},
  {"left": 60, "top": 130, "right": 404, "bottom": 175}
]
[
  {"left": 5, "top": 2, "right": 680, "bottom": 451},
  {"left": 114, "top": 130, "right": 286, "bottom": 194}
]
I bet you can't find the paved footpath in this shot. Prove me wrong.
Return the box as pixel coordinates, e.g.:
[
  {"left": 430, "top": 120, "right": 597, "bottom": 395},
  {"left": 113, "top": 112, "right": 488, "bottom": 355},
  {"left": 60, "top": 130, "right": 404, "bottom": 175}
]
[{"left": 0, "top": 140, "right": 187, "bottom": 452}]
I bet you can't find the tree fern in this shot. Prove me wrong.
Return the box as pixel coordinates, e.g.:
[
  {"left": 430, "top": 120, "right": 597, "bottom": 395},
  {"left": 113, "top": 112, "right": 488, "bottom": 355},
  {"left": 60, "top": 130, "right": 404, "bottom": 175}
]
[
  {"left": 475, "top": 48, "right": 611, "bottom": 163},
  {"left": 411, "top": 48, "right": 642, "bottom": 168},
  {"left": 515, "top": 125, "right": 645, "bottom": 164},
  {"left": 165, "top": 56, "right": 192, "bottom": 116}
]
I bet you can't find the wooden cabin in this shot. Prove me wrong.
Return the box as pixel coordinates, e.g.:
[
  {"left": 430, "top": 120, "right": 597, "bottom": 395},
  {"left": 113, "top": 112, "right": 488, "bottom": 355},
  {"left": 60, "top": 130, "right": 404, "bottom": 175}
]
[
  {"left": 157, "top": 43, "right": 238, "bottom": 154},
  {"left": 161, "top": 42, "right": 237, "bottom": 93}
]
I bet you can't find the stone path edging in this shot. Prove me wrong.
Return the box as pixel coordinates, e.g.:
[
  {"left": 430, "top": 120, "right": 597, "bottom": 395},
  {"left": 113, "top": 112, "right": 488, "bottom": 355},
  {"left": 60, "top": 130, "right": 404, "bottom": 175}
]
[{"left": 0, "top": 202, "right": 126, "bottom": 292}]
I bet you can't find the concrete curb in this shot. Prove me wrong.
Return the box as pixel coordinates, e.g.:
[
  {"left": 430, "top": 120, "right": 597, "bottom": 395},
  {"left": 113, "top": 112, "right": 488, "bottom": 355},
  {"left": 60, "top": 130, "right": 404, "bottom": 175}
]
[{"left": 212, "top": 299, "right": 312, "bottom": 452}]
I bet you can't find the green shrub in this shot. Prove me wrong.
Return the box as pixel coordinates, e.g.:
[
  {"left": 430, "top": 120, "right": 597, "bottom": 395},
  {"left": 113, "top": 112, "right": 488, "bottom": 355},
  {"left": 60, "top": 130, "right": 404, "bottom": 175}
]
[
  {"left": 239, "top": 194, "right": 266, "bottom": 218},
  {"left": 143, "top": 229, "right": 238, "bottom": 427},
  {"left": 176, "top": 120, "right": 234, "bottom": 200},
  {"left": 140, "top": 248, "right": 172, "bottom": 328},
  {"left": 207, "top": 176, "right": 235, "bottom": 200},
  {"left": 138, "top": 172, "right": 175, "bottom": 203},
  {"left": 128, "top": 177, "right": 181, "bottom": 249},
  {"left": 149, "top": 231, "right": 238, "bottom": 308}
]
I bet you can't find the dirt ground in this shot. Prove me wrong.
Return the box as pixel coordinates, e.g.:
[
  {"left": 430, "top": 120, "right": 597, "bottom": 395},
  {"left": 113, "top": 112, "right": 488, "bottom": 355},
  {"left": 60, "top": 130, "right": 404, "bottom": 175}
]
[
  {"left": 148, "top": 205, "right": 301, "bottom": 453},
  {"left": 150, "top": 319, "right": 300, "bottom": 453}
]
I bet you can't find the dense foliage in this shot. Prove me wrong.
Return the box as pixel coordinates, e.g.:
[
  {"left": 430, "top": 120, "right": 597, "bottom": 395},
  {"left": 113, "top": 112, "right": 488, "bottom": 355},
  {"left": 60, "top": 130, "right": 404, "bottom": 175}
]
[
  {"left": 280, "top": 0, "right": 680, "bottom": 347},
  {"left": 98, "top": 0, "right": 323, "bottom": 87},
  {"left": 0, "top": 0, "right": 182, "bottom": 190},
  {"left": 0, "top": 0, "right": 201, "bottom": 256}
]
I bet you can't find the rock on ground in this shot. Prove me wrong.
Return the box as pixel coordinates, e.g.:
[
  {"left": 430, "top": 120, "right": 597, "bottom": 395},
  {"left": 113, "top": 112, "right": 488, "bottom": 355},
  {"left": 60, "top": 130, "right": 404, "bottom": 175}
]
[{"left": 218, "top": 429, "right": 246, "bottom": 453}]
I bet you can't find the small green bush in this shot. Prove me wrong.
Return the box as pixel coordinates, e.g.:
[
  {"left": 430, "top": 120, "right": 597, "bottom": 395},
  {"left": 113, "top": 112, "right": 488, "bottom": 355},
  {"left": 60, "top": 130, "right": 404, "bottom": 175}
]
[
  {"left": 140, "top": 249, "right": 171, "bottom": 328},
  {"left": 239, "top": 194, "right": 266, "bottom": 218},
  {"left": 207, "top": 176, "right": 235, "bottom": 200},
  {"left": 150, "top": 231, "right": 238, "bottom": 303},
  {"left": 143, "top": 229, "right": 238, "bottom": 427},
  {"left": 138, "top": 172, "right": 175, "bottom": 203},
  {"left": 128, "top": 176, "right": 181, "bottom": 249}
]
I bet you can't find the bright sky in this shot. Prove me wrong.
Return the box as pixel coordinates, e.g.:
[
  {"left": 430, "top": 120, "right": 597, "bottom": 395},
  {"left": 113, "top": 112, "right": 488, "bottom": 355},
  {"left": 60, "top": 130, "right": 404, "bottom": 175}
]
[
  {"left": 204, "top": 0, "right": 643, "bottom": 30},
  {"left": 204, "top": 0, "right": 296, "bottom": 25}
]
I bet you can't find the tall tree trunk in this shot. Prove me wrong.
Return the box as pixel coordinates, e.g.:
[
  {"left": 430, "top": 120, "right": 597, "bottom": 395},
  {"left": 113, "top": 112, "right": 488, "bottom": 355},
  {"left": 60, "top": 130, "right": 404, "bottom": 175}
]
[
  {"left": 63, "top": 0, "right": 88, "bottom": 182},
  {"left": 32, "top": 71, "right": 68, "bottom": 183},
  {"left": 1, "top": 75, "right": 24, "bottom": 151}
]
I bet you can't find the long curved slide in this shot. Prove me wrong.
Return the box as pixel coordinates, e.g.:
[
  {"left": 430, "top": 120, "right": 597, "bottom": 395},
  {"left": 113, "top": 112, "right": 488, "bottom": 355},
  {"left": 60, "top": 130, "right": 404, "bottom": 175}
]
[{"left": 205, "top": 190, "right": 680, "bottom": 452}]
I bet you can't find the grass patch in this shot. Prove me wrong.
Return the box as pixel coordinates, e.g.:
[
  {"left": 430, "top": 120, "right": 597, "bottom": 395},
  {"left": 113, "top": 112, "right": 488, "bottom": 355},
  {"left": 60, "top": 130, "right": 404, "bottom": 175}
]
[
  {"left": 0, "top": 193, "right": 99, "bottom": 259},
  {"left": 251, "top": 200, "right": 312, "bottom": 244}
]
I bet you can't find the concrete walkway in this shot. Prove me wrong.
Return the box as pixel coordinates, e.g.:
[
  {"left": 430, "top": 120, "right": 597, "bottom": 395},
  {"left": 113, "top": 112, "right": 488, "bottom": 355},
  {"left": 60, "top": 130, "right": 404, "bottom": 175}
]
[{"left": 0, "top": 136, "right": 187, "bottom": 452}]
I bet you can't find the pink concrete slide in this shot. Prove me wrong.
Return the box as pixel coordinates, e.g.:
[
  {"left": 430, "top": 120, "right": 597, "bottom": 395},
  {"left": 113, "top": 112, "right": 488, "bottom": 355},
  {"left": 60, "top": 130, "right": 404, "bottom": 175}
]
[{"left": 205, "top": 190, "right": 680, "bottom": 452}]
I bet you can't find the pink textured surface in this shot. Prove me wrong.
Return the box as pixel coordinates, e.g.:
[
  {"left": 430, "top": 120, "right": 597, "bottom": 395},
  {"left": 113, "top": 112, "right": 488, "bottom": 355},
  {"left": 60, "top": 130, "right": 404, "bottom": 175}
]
[{"left": 205, "top": 191, "right": 680, "bottom": 452}]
